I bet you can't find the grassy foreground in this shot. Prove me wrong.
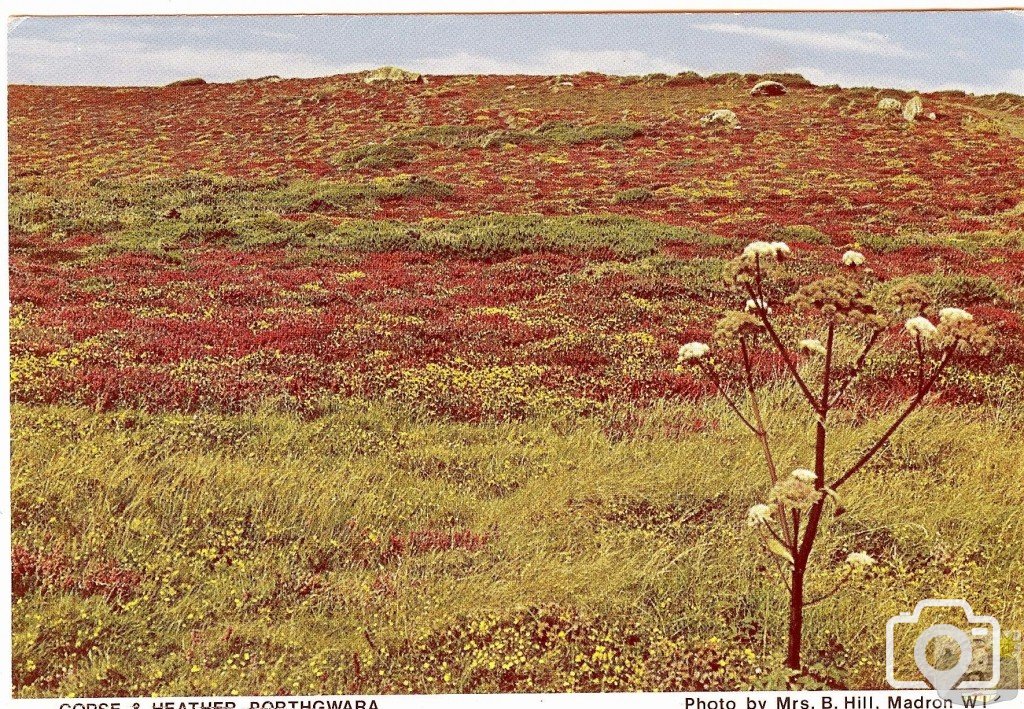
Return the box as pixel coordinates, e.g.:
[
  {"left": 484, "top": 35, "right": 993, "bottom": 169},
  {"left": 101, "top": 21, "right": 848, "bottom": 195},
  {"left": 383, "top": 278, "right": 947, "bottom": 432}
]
[{"left": 12, "top": 394, "right": 1023, "bottom": 695}]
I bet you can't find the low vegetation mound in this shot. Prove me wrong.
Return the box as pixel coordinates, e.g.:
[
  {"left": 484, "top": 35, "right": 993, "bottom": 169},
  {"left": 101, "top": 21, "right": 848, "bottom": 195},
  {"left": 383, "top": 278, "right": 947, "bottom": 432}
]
[{"left": 164, "top": 77, "right": 207, "bottom": 87}]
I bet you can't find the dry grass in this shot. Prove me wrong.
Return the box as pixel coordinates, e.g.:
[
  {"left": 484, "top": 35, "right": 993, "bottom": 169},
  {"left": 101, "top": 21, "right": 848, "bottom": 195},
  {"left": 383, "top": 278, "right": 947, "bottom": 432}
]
[{"left": 12, "top": 392, "right": 1023, "bottom": 695}]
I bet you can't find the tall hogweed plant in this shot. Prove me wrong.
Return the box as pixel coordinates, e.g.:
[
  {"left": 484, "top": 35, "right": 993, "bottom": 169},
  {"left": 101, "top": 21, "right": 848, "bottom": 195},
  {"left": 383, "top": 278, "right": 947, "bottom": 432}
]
[{"left": 677, "top": 240, "right": 995, "bottom": 673}]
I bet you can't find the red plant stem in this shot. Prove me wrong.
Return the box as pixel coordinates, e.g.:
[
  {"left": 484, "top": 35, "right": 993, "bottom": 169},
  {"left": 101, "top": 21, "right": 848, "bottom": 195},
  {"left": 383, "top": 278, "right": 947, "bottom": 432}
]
[
  {"left": 786, "top": 565, "right": 806, "bottom": 670},
  {"left": 786, "top": 322, "right": 834, "bottom": 670},
  {"left": 915, "top": 334, "right": 925, "bottom": 394}
]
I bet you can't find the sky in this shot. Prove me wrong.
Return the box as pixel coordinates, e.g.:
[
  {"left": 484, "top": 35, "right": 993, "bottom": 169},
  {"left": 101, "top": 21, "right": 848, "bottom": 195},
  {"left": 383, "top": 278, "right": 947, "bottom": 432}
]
[{"left": 7, "top": 12, "right": 1024, "bottom": 94}]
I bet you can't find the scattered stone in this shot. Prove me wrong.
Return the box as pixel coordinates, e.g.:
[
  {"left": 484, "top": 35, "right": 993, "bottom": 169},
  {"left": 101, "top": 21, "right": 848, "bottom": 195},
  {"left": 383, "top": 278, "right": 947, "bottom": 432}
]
[
  {"left": 750, "top": 80, "right": 787, "bottom": 97},
  {"left": 363, "top": 66, "right": 425, "bottom": 85},
  {"left": 700, "top": 109, "right": 740, "bottom": 129},
  {"left": 927, "top": 112, "right": 937, "bottom": 121},
  {"left": 877, "top": 97, "right": 902, "bottom": 111},
  {"left": 903, "top": 96, "right": 924, "bottom": 121}
]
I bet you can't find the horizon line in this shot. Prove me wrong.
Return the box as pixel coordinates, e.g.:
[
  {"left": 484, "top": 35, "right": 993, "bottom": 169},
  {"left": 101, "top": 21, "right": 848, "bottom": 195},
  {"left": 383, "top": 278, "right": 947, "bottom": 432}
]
[{"left": 8, "top": 67, "right": 1024, "bottom": 98}]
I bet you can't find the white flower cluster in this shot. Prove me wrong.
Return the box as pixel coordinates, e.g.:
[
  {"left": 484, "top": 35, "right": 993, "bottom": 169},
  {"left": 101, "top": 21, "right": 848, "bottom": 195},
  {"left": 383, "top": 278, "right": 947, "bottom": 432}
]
[
  {"left": 745, "top": 298, "right": 772, "bottom": 315},
  {"left": 791, "top": 468, "right": 817, "bottom": 484},
  {"left": 905, "top": 316, "right": 937, "bottom": 339},
  {"left": 747, "top": 503, "right": 772, "bottom": 527},
  {"left": 798, "top": 338, "right": 827, "bottom": 356},
  {"left": 746, "top": 469, "right": 816, "bottom": 528},
  {"left": 938, "top": 307, "right": 972, "bottom": 325},
  {"left": 678, "top": 341, "right": 710, "bottom": 362},
  {"left": 905, "top": 308, "right": 972, "bottom": 340},
  {"left": 742, "top": 241, "right": 791, "bottom": 261},
  {"left": 842, "top": 250, "right": 866, "bottom": 267},
  {"left": 846, "top": 551, "right": 876, "bottom": 568},
  {"left": 770, "top": 475, "right": 821, "bottom": 509}
]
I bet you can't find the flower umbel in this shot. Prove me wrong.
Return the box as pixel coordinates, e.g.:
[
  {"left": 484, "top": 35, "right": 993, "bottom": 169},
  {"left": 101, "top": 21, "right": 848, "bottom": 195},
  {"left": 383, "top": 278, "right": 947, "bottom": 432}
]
[
  {"left": 742, "top": 241, "right": 776, "bottom": 259},
  {"left": 791, "top": 468, "right": 817, "bottom": 484},
  {"left": 714, "top": 312, "right": 765, "bottom": 345},
  {"left": 742, "top": 240, "right": 790, "bottom": 261},
  {"left": 905, "top": 316, "right": 937, "bottom": 339},
  {"left": 842, "top": 250, "right": 866, "bottom": 267},
  {"left": 769, "top": 477, "right": 820, "bottom": 510},
  {"left": 846, "top": 552, "right": 876, "bottom": 568},
  {"left": 938, "top": 307, "right": 973, "bottom": 325},
  {"left": 888, "top": 280, "right": 932, "bottom": 316},
  {"left": 747, "top": 504, "right": 772, "bottom": 527},
  {"left": 745, "top": 298, "right": 772, "bottom": 315},
  {"left": 787, "top": 276, "right": 885, "bottom": 327},
  {"left": 936, "top": 318, "right": 995, "bottom": 355},
  {"left": 678, "top": 342, "right": 710, "bottom": 362}
]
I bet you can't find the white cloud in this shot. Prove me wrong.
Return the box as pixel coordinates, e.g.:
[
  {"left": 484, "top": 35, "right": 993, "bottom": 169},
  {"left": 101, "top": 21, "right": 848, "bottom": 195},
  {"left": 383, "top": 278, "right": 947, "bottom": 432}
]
[
  {"left": 536, "top": 49, "right": 688, "bottom": 75},
  {"left": 692, "top": 21, "right": 924, "bottom": 59},
  {"left": 399, "top": 51, "right": 515, "bottom": 75},
  {"left": 8, "top": 38, "right": 692, "bottom": 85},
  {"left": 253, "top": 29, "right": 300, "bottom": 40},
  {"left": 8, "top": 36, "right": 354, "bottom": 84},
  {"left": 405, "top": 49, "right": 688, "bottom": 76}
]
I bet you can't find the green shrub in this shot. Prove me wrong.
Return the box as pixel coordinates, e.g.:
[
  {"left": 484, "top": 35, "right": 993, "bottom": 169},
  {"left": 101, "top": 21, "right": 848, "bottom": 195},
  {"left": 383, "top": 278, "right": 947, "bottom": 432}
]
[
  {"left": 393, "top": 124, "right": 488, "bottom": 148},
  {"left": 760, "top": 72, "right": 814, "bottom": 88},
  {"left": 532, "top": 121, "right": 642, "bottom": 145},
  {"left": 273, "top": 175, "right": 455, "bottom": 212},
  {"left": 391, "top": 122, "right": 642, "bottom": 150},
  {"left": 332, "top": 143, "right": 417, "bottom": 169},
  {"left": 10, "top": 175, "right": 736, "bottom": 257},
  {"left": 612, "top": 187, "right": 653, "bottom": 204},
  {"left": 910, "top": 273, "right": 1006, "bottom": 305},
  {"left": 472, "top": 129, "right": 540, "bottom": 149},
  {"left": 664, "top": 71, "right": 704, "bottom": 87},
  {"left": 705, "top": 72, "right": 750, "bottom": 87},
  {"left": 430, "top": 213, "right": 719, "bottom": 257},
  {"left": 165, "top": 77, "right": 206, "bottom": 87}
]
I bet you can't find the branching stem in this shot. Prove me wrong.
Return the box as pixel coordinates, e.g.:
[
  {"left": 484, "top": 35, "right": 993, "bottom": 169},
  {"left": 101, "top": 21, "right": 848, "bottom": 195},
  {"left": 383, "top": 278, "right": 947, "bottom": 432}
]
[
  {"left": 829, "top": 328, "right": 882, "bottom": 408},
  {"left": 804, "top": 567, "right": 854, "bottom": 608},
  {"left": 742, "top": 280, "right": 821, "bottom": 414},
  {"left": 832, "top": 348, "right": 955, "bottom": 490},
  {"left": 697, "top": 361, "right": 757, "bottom": 434},
  {"left": 740, "top": 338, "right": 793, "bottom": 547}
]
